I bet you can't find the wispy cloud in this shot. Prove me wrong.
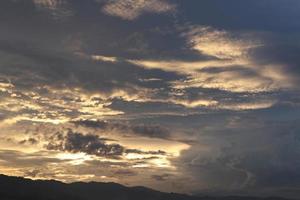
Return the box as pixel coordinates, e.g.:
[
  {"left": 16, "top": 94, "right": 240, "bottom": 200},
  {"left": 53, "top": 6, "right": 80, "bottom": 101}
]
[
  {"left": 101, "top": 0, "right": 176, "bottom": 20},
  {"left": 32, "top": 0, "right": 73, "bottom": 19}
]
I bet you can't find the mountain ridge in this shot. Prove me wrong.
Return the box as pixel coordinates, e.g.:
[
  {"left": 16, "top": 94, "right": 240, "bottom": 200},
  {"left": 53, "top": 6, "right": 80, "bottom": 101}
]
[{"left": 0, "top": 174, "right": 295, "bottom": 200}]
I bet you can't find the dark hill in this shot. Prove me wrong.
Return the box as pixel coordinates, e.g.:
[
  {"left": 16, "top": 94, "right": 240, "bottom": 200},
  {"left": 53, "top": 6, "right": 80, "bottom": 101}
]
[{"left": 0, "top": 174, "right": 294, "bottom": 200}]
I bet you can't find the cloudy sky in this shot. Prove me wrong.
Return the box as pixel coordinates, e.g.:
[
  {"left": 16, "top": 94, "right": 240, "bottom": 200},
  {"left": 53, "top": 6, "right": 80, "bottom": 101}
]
[{"left": 1, "top": 0, "right": 300, "bottom": 198}]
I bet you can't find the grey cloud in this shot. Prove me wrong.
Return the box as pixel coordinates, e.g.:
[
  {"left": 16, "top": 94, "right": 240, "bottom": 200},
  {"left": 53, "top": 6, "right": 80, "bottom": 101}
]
[
  {"left": 32, "top": 0, "right": 74, "bottom": 20},
  {"left": 0, "top": 150, "right": 65, "bottom": 167},
  {"left": 19, "top": 138, "right": 39, "bottom": 145},
  {"left": 174, "top": 107, "right": 300, "bottom": 197},
  {"left": 107, "top": 98, "right": 188, "bottom": 115},
  {"left": 114, "top": 169, "right": 137, "bottom": 177},
  {"left": 249, "top": 42, "right": 300, "bottom": 84},
  {"left": 151, "top": 174, "right": 172, "bottom": 182},
  {"left": 84, "top": 159, "right": 131, "bottom": 168},
  {"left": 0, "top": 39, "right": 182, "bottom": 94},
  {"left": 197, "top": 66, "right": 259, "bottom": 77},
  {"left": 23, "top": 169, "right": 41, "bottom": 178}
]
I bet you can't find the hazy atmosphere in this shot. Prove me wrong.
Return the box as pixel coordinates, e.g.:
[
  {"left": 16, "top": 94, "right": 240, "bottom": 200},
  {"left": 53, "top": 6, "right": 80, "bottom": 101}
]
[{"left": 1, "top": 0, "right": 300, "bottom": 199}]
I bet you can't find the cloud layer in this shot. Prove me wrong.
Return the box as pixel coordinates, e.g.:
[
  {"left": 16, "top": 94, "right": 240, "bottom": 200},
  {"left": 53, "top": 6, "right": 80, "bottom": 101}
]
[{"left": 1, "top": 0, "right": 300, "bottom": 198}]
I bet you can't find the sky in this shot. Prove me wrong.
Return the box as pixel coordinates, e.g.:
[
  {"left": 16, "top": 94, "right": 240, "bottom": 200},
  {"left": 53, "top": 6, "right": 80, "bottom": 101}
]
[{"left": 0, "top": 0, "right": 300, "bottom": 198}]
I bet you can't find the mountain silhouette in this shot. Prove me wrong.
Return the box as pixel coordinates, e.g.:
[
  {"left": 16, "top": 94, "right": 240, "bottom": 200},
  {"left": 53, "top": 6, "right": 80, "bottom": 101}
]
[{"left": 0, "top": 174, "right": 293, "bottom": 200}]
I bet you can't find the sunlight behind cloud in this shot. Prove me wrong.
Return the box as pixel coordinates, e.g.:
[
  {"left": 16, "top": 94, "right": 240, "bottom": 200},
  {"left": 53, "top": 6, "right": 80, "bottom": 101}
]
[
  {"left": 128, "top": 26, "right": 294, "bottom": 95},
  {"left": 186, "top": 26, "right": 260, "bottom": 59},
  {"left": 102, "top": 0, "right": 175, "bottom": 20}
]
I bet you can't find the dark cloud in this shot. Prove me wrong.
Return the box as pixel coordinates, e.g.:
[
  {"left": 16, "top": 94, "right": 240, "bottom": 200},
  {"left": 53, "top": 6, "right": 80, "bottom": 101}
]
[
  {"left": 73, "top": 120, "right": 109, "bottom": 129},
  {"left": 46, "top": 129, "right": 168, "bottom": 158},
  {"left": 125, "top": 149, "right": 166, "bottom": 156},
  {"left": 72, "top": 120, "right": 171, "bottom": 139},
  {"left": 46, "top": 130, "right": 125, "bottom": 158},
  {"left": 130, "top": 125, "right": 170, "bottom": 139}
]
